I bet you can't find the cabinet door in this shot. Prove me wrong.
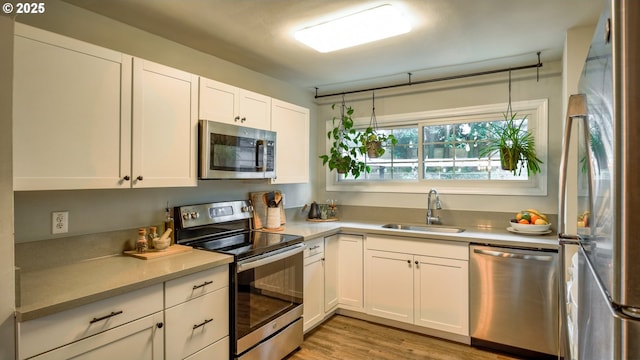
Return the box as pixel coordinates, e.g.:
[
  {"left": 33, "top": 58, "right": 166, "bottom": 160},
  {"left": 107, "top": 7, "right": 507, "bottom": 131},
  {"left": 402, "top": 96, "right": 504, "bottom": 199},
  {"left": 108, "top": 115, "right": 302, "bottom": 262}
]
[
  {"left": 198, "top": 77, "right": 239, "bottom": 124},
  {"left": 30, "top": 312, "right": 163, "bottom": 360},
  {"left": 13, "top": 24, "right": 132, "bottom": 190},
  {"left": 270, "top": 99, "right": 310, "bottom": 184},
  {"left": 324, "top": 234, "right": 339, "bottom": 312},
  {"left": 132, "top": 58, "right": 198, "bottom": 188},
  {"left": 414, "top": 255, "right": 469, "bottom": 335},
  {"left": 338, "top": 234, "right": 364, "bottom": 310},
  {"left": 238, "top": 89, "right": 271, "bottom": 130},
  {"left": 365, "top": 250, "right": 413, "bottom": 323},
  {"left": 303, "top": 253, "right": 324, "bottom": 332}
]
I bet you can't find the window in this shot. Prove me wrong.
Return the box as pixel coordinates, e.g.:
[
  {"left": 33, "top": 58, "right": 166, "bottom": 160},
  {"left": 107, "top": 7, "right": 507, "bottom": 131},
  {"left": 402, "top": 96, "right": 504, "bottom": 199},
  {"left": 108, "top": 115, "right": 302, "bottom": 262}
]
[{"left": 325, "top": 99, "right": 548, "bottom": 195}]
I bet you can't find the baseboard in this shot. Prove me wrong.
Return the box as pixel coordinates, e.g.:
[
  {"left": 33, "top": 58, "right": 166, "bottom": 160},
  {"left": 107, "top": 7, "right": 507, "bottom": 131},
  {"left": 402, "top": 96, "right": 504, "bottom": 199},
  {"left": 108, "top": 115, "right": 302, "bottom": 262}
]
[{"left": 335, "top": 308, "right": 470, "bottom": 345}]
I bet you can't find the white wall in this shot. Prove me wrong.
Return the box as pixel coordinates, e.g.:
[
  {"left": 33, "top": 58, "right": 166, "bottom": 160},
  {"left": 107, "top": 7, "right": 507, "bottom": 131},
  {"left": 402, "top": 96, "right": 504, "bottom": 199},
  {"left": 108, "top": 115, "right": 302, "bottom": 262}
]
[
  {"left": 13, "top": 0, "right": 318, "bottom": 242},
  {"left": 0, "top": 14, "right": 16, "bottom": 360},
  {"left": 314, "top": 62, "right": 563, "bottom": 215}
]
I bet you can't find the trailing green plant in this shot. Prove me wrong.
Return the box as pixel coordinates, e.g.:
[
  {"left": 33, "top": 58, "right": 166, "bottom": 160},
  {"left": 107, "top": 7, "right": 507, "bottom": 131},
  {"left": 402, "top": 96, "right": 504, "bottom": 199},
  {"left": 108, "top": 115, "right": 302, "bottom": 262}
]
[
  {"left": 480, "top": 112, "right": 543, "bottom": 176},
  {"left": 319, "top": 103, "right": 369, "bottom": 179}
]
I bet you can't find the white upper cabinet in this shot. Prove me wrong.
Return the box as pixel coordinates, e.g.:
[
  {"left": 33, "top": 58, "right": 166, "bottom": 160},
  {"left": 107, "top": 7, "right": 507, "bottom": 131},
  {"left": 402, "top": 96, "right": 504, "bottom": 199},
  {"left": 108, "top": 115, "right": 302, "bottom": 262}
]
[
  {"left": 198, "top": 78, "right": 238, "bottom": 124},
  {"left": 270, "top": 99, "right": 310, "bottom": 184},
  {"left": 13, "top": 24, "right": 198, "bottom": 190},
  {"left": 13, "top": 24, "right": 132, "bottom": 190},
  {"left": 199, "top": 77, "right": 271, "bottom": 130},
  {"left": 132, "top": 58, "right": 198, "bottom": 188},
  {"left": 239, "top": 89, "right": 271, "bottom": 130}
]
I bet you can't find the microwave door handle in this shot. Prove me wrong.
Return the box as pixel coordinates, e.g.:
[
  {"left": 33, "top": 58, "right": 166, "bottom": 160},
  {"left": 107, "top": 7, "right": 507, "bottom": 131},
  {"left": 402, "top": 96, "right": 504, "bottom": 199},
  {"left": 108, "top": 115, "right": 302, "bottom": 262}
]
[
  {"left": 558, "top": 94, "right": 588, "bottom": 242},
  {"left": 255, "top": 140, "right": 264, "bottom": 171}
]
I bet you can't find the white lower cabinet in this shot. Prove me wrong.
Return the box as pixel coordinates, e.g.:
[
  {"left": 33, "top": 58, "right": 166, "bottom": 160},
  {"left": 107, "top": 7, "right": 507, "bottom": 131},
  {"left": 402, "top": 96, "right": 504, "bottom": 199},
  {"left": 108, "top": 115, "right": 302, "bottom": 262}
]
[
  {"left": 366, "top": 250, "right": 414, "bottom": 323},
  {"left": 414, "top": 254, "right": 468, "bottom": 334},
  {"left": 303, "top": 235, "right": 340, "bottom": 332},
  {"left": 17, "top": 266, "right": 230, "bottom": 360},
  {"left": 17, "top": 284, "right": 164, "bottom": 360},
  {"left": 365, "top": 235, "right": 469, "bottom": 336},
  {"left": 164, "top": 287, "right": 229, "bottom": 359},
  {"left": 338, "top": 234, "right": 364, "bottom": 310},
  {"left": 324, "top": 234, "right": 339, "bottom": 311},
  {"left": 164, "top": 266, "right": 230, "bottom": 359},
  {"left": 29, "top": 312, "right": 164, "bottom": 360},
  {"left": 303, "top": 249, "right": 325, "bottom": 332}
]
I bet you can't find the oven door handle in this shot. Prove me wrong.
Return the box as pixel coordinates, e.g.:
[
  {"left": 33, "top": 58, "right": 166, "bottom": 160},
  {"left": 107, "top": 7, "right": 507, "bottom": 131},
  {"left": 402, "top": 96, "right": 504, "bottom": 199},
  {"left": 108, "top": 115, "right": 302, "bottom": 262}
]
[{"left": 236, "top": 242, "right": 306, "bottom": 273}]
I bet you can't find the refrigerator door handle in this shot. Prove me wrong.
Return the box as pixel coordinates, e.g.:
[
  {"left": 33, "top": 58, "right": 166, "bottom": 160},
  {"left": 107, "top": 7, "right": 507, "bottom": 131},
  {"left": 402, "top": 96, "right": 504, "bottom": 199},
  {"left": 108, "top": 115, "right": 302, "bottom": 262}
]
[
  {"left": 558, "top": 94, "right": 589, "bottom": 360},
  {"left": 558, "top": 94, "right": 589, "bottom": 238}
]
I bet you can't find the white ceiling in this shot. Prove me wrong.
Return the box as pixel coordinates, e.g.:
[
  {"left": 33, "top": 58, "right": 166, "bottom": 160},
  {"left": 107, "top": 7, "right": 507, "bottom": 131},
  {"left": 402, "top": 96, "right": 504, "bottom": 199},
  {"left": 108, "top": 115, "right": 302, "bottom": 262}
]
[{"left": 62, "top": 0, "right": 602, "bottom": 96}]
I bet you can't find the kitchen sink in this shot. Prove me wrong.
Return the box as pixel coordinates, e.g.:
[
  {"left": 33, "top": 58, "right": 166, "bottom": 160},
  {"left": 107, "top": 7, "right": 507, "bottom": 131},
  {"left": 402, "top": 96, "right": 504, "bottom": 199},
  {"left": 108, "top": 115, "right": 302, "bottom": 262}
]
[{"left": 381, "top": 223, "right": 465, "bottom": 233}]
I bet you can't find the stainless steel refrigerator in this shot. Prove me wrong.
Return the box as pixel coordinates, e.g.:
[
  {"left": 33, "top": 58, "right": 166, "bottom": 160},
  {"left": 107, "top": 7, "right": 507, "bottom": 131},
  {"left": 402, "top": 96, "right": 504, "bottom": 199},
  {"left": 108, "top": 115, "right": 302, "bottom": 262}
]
[{"left": 559, "top": 0, "right": 640, "bottom": 359}]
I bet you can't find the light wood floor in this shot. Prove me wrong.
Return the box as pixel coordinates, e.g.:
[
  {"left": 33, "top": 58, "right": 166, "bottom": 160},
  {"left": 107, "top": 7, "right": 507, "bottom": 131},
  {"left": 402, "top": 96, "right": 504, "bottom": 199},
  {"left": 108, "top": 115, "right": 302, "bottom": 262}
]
[{"left": 286, "top": 315, "right": 520, "bottom": 360}]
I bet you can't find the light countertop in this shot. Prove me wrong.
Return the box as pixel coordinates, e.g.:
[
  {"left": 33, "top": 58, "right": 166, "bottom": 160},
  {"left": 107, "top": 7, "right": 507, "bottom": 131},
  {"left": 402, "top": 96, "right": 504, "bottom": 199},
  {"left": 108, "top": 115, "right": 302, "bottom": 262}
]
[
  {"left": 272, "top": 219, "right": 559, "bottom": 250},
  {"left": 16, "top": 218, "right": 557, "bottom": 322},
  {"left": 16, "top": 249, "right": 232, "bottom": 322}
]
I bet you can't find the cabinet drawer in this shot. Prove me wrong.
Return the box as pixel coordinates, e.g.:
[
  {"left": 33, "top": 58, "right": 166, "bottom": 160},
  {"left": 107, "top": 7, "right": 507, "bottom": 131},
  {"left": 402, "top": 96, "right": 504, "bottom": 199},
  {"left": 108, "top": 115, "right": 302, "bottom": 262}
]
[
  {"left": 165, "top": 265, "right": 228, "bottom": 308},
  {"left": 184, "top": 336, "right": 229, "bottom": 360},
  {"left": 18, "top": 284, "right": 162, "bottom": 360},
  {"left": 366, "top": 235, "right": 468, "bottom": 260},
  {"left": 304, "top": 238, "right": 324, "bottom": 258},
  {"left": 27, "top": 312, "right": 164, "bottom": 360},
  {"left": 165, "top": 287, "right": 229, "bottom": 360}
]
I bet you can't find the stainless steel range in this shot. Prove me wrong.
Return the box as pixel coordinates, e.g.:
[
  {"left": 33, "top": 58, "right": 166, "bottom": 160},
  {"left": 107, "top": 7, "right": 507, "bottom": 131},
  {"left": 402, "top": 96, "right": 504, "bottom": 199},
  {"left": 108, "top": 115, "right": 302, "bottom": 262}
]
[{"left": 174, "top": 200, "right": 304, "bottom": 360}]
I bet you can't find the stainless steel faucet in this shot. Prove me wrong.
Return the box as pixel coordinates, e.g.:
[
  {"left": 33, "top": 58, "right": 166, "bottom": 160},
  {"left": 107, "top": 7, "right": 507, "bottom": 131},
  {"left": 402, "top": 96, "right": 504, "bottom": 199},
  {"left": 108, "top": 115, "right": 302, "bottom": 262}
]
[{"left": 426, "top": 188, "right": 442, "bottom": 225}]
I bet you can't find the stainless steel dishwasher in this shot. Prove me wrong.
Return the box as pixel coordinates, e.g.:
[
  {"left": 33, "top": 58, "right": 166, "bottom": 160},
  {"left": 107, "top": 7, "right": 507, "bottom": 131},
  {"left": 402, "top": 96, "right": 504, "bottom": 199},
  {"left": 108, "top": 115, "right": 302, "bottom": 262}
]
[{"left": 470, "top": 244, "right": 559, "bottom": 359}]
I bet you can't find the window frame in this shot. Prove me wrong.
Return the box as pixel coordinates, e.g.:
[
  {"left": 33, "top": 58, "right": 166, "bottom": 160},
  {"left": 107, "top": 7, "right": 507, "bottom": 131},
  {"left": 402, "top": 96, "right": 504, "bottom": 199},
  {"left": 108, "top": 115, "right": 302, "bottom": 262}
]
[{"left": 324, "top": 99, "right": 548, "bottom": 196}]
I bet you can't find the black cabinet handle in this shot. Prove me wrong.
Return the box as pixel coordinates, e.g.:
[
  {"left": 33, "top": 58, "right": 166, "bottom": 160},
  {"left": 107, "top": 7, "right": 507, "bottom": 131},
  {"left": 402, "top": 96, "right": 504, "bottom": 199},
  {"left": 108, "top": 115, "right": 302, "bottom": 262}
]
[
  {"left": 136, "top": 175, "right": 143, "bottom": 181},
  {"left": 123, "top": 175, "right": 130, "bottom": 181},
  {"left": 156, "top": 322, "right": 164, "bottom": 329},
  {"left": 193, "top": 280, "right": 213, "bottom": 290},
  {"left": 89, "top": 310, "right": 123, "bottom": 324},
  {"left": 193, "top": 318, "right": 213, "bottom": 330}
]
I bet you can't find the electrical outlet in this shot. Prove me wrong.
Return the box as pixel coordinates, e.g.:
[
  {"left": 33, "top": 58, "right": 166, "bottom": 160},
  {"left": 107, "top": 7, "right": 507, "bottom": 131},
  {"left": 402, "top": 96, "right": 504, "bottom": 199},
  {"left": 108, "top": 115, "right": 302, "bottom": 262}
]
[{"left": 52, "top": 211, "right": 69, "bottom": 234}]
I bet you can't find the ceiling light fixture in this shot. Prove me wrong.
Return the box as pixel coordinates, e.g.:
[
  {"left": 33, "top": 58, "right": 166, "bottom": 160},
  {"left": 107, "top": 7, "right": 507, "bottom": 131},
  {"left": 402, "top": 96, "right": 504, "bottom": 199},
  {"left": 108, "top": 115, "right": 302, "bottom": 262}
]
[{"left": 294, "top": 4, "right": 411, "bottom": 53}]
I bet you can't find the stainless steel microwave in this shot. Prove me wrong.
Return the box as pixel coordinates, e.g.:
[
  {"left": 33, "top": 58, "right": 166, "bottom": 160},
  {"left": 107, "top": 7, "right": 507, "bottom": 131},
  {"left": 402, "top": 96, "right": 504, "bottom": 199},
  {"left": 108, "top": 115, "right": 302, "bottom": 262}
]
[{"left": 199, "top": 120, "right": 276, "bottom": 179}]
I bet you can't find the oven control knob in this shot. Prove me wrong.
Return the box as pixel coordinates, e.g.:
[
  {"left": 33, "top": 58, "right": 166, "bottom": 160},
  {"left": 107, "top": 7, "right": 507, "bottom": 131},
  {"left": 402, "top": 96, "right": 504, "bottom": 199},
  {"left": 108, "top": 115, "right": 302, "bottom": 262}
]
[
  {"left": 182, "top": 213, "right": 190, "bottom": 221},
  {"left": 190, "top": 212, "right": 199, "bottom": 219}
]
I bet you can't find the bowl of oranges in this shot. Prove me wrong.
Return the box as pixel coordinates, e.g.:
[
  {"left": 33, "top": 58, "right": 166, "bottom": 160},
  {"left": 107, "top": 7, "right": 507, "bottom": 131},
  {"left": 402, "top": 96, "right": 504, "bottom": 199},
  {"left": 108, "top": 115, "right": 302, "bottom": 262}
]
[{"left": 509, "top": 209, "right": 551, "bottom": 233}]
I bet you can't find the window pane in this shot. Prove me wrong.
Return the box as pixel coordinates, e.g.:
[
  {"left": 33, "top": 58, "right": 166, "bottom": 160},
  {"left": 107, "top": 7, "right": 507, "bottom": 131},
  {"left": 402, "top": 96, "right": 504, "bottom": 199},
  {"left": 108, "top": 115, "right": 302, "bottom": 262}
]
[
  {"left": 339, "top": 126, "right": 418, "bottom": 181},
  {"left": 422, "top": 118, "right": 529, "bottom": 181}
]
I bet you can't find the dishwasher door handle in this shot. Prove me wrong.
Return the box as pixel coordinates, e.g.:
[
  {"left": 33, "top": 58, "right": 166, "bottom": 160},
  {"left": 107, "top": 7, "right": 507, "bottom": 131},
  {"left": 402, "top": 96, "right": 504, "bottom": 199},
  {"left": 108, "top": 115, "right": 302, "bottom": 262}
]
[{"left": 473, "top": 248, "right": 554, "bottom": 261}]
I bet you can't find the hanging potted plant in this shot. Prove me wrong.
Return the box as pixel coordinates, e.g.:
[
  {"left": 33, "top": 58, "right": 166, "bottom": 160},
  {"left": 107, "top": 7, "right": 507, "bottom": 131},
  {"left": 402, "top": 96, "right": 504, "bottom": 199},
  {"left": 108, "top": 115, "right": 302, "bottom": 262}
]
[
  {"left": 480, "top": 70, "right": 542, "bottom": 176},
  {"left": 319, "top": 100, "right": 369, "bottom": 178},
  {"left": 358, "top": 92, "right": 398, "bottom": 158},
  {"left": 481, "top": 112, "right": 543, "bottom": 175}
]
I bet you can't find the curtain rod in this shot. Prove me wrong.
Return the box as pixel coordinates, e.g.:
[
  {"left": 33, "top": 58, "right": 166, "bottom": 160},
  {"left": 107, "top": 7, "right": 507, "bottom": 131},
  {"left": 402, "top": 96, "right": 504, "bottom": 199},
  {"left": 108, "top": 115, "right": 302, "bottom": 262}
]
[{"left": 314, "top": 52, "right": 542, "bottom": 99}]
